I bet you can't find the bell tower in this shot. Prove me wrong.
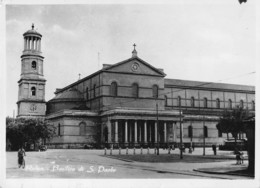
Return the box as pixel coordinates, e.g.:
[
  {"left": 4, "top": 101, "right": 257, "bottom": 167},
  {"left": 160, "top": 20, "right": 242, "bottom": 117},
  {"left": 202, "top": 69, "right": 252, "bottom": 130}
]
[{"left": 17, "top": 24, "right": 46, "bottom": 118}]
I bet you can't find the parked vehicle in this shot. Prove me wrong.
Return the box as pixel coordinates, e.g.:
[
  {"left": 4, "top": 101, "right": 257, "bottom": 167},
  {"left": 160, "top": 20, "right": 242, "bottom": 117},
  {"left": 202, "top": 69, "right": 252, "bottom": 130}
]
[
  {"left": 39, "top": 145, "right": 48, "bottom": 151},
  {"left": 219, "top": 139, "right": 247, "bottom": 151}
]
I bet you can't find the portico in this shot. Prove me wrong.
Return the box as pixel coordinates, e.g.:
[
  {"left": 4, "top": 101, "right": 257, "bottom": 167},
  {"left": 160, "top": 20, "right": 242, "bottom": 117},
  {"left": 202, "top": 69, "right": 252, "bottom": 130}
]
[{"left": 101, "top": 108, "right": 181, "bottom": 148}]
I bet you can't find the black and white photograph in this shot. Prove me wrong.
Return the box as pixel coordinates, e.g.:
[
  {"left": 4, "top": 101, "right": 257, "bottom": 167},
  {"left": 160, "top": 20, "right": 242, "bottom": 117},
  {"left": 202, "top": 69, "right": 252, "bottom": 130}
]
[{"left": 1, "top": 0, "right": 259, "bottom": 188}]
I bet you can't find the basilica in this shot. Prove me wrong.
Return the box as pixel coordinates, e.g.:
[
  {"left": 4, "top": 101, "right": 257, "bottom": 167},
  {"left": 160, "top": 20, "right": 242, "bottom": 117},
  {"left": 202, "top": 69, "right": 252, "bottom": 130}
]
[{"left": 17, "top": 25, "right": 255, "bottom": 149}]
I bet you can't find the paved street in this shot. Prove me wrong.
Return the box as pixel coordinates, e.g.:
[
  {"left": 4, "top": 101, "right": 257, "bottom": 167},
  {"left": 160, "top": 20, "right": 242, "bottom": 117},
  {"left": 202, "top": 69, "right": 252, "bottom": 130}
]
[{"left": 6, "top": 148, "right": 251, "bottom": 179}]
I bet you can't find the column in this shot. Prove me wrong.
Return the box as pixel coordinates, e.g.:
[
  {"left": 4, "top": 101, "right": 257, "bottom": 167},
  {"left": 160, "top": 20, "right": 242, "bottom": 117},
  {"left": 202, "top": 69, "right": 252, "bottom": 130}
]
[
  {"left": 29, "top": 37, "right": 32, "bottom": 49},
  {"left": 139, "top": 124, "right": 142, "bottom": 142},
  {"left": 35, "top": 39, "right": 38, "bottom": 51},
  {"left": 134, "top": 120, "right": 137, "bottom": 143},
  {"left": 32, "top": 37, "right": 34, "bottom": 50},
  {"left": 107, "top": 120, "right": 111, "bottom": 143},
  {"left": 115, "top": 120, "right": 118, "bottom": 143},
  {"left": 27, "top": 38, "right": 29, "bottom": 50},
  {"left": 149, "top": 124, "right": 152, "bottom": 142},
  {"left": 34, "top": 38, "right": 36, "bottom": 50},
  {"left": 155, "top": 121, "right": 157, "bottom": 143},
  {"left": 37, "top": 38, "right": 40, "bottom": 51},
  {"left": 172, "top": 122, "right": 175, "bottom": 142},
  {"left": 27, "top": 38, "right": 30, "bottom": 50},
  {"left": 39, "top": 39, "right": 41, "bottom": 51},
  {"left": 144, "top": 120, "right": 147, "bottom": 143},
  {"left": 164, "top": 122, "right": 167, "bottom": 143},
  {"left": 125, "top": 120, "right": 128, "bottom": 143},
  {"left": 129, "top": 123, "right": 132, "bottom": 142}
]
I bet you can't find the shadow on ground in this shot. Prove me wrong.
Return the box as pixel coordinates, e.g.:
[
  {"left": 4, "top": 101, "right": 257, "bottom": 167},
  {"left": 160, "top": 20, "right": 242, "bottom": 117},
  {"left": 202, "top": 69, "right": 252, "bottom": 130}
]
[{"left": 101, "top": 153, "right": 244, "bottom": 163}]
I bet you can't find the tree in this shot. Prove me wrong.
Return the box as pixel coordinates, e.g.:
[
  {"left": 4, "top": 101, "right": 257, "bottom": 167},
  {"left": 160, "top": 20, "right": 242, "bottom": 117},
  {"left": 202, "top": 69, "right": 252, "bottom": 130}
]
[
  {"left": 217, "top": 106, "right": 255, "bottom": 172},
  {"left": 238, "top": 0, "right": 247, "bottom": 4},
  {"left": 216, "top": 106, "right": 249, "bottom": 146},
  {"left": 6, "top": 117, "right": 56, "bottom": 150},
  {"left": 243, "top": 116, "right": 255, "bottom": 173}
]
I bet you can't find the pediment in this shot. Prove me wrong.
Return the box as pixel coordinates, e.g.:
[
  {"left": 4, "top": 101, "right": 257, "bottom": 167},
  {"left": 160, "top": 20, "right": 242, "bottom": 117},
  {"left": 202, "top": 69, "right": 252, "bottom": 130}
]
[{"left": 102, "top": 57, "right": 166, "bottom": 77}]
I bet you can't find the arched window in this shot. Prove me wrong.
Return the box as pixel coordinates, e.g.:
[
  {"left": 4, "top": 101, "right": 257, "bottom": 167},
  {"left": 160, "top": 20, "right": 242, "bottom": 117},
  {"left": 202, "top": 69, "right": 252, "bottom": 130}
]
[
  {"left": 86, "top": 87, "right": 89, "bottom": 100},
  {"left": 110, "top": 82, "right": 118, "bottom": 97},
  {"left": 240, "top": 100, "right": 244, "bottom": 108},
  {"left": 165, "top": 95, "right": 168, "bottom": 106},
  {"left": 228, "top": 99, "right": 232, "bottom": 109},
  {"left": 31, "top": 61, "right": 36, "bottom": 70},
  {"left": 218, "top": 129, "right": 222, "bottom": 137},
  {"left": 188, "top": 125, "right": 193, "bottom": 138},
  {"left": 203, "top": 98, "right": 208, "bottom": 108},
  {"left": 31, "top": 87, "right": 36, "bottom": 96},
  {"left": 191, "top": 97, "right": 195, "bottom": 107},
  {"left": 93, "top": 84, "right": 96, "bottom": 98},
  {"left": 79, "top": 122, "right": 86, "bottom": 135},
  {"left": 204, "top": 126, "right": 208, "bottom": 138},
  {"left": 216, "top": 98, "right": 220, "bottom": 109},
  {"left": 252, "top": 100, "right": 255, "bottom": 110},
  {"left": 132, "top": 83, "right": 139, "bottom": 98},
  {"left": 152, "top": 85, "right": 158, "bottom": 98},
  {"left": 58, "top": 124, "right": 61, "bottom": 136},
  {"left": 177, "top": 96, "right": 181, "bottom": 107}
]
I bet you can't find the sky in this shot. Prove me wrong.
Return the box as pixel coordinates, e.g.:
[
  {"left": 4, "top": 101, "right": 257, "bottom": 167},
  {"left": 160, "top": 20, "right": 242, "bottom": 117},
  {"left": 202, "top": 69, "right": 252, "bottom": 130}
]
[{"left": 5, "top": 1, "right": 256, "bottom": 117}]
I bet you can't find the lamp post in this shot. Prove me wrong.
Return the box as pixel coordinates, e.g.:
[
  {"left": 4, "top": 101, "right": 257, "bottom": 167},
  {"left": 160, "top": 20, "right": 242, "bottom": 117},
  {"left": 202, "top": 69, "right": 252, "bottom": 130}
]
[
  {"left": 156, "top": 103, "right": 159, "bottom": 155},
  {"left": 203, "top": 115, "right": 205, "bottom": 156},
  {"left": 179, "top": 107, "right": 183, "bottom": 159}
]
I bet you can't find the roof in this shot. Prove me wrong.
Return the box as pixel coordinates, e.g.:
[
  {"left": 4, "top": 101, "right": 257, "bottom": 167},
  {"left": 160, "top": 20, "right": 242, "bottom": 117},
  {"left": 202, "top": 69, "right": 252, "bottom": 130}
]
[
  {"left": 165, "top": 78, "right": 255, "bottom": 92},
  {"left": 102, "top": 56, "right": 166, "bottom": 76},
  {"left": 49, "top": 88, "right": 84, "bottom": 102},
  {"left": 55, "top": 56, "right": 165, "bottom": 94},
  {"left": 23, "top": 24, "right": 42, "bottom": 37}
]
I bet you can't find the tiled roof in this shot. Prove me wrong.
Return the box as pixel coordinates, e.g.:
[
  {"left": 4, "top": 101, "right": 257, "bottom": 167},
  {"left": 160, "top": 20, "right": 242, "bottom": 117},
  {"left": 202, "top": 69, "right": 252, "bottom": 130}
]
[
  {"left": 165, "top": 78, "right": 255, "bottom": 91},
  {"left": 49, "top": 88, "right": 84, "bottom": 102}
]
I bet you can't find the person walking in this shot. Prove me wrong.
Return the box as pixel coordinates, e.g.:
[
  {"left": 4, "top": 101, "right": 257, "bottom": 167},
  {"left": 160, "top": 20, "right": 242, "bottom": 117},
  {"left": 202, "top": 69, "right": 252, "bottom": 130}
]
[
  {"left": 18, "top": 146, "right": 26, "bottom": 168},
  {"left": 212, "top": 144, "right": 217, "bottom": 155}
]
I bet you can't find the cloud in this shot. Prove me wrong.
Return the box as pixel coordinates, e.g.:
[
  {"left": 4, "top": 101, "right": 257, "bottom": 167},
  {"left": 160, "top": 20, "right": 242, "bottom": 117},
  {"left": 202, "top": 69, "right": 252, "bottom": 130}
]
[{"left": 48, "top": 24, "right": 77, "bottom": 39}]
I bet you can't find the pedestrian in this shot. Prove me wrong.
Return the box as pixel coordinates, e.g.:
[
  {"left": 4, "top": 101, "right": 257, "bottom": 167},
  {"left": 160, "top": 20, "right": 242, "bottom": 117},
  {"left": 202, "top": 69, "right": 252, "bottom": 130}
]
[
  {"left": 18, "top": 146, "right": 26, "bottom": 168},
  {"left": 212, "top": 144, "right": 217, "bottom": 155},
  {"left": 240, "top": 152, "right": 244, "bottom": 164},
  {"left": 192, "top": 145, "right": 195, "bottom": 151},
  {"left": 236, "top": 151, "right": 242, "bottom": 164}
]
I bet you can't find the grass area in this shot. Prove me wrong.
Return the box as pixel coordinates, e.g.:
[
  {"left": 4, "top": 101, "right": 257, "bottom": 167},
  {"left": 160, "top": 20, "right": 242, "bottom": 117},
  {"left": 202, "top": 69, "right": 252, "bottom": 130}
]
[{"left": 103, "top": 153, "right": 239, "bottom": 163}]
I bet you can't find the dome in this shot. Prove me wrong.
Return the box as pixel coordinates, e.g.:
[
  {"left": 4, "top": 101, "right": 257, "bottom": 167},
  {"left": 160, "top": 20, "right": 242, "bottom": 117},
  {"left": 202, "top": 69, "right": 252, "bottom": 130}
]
[
  {"left": 49, "top": 88, "right": 84, "bottom": 102},
  {"left": 23, "top": 24, "right": 42, "bottom": 37},
  {"left": 46, "top": 88, "right": 86, "bottom": 114}
]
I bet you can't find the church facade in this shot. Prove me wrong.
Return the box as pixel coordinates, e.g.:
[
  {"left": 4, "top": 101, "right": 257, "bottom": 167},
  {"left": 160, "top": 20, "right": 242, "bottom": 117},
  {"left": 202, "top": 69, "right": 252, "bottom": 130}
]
[{"left": 17, "top": 26, "right": 255, "bottom": 149}]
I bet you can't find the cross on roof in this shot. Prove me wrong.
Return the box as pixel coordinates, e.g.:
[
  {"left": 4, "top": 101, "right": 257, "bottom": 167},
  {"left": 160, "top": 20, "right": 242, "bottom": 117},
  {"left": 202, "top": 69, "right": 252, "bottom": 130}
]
[
  {"left": 133, "top": 43, "right": 136, "bottom": 50},
  {"left": 32, "top": 23, "right": 34, "bottom": 30}
]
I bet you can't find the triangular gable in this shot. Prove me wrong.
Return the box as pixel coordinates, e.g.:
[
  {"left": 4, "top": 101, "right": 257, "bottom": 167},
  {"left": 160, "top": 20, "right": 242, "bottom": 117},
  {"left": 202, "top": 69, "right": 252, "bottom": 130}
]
[{"left": 102, "top": 57, "right": 166, "bottom": 77}]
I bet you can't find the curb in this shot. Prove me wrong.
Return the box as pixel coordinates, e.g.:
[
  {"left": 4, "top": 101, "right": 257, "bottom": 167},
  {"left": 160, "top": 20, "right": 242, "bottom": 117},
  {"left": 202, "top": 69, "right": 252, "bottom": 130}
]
[
  {"left": 193, "top": 169, "right": 254, "bottom": 178},
  {"left": 102, "top": 155, "right": 134, "bottom": 162}
]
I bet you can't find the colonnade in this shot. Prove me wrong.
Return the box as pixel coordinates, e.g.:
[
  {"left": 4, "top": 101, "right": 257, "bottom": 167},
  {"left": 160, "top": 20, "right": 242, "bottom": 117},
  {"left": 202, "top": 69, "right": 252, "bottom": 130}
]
[
  {"left": 105, "top": 120, "right": 177, "bottom": 144},
  {"left": 24, "top": 37, "right": 41, "bottom": 51}
]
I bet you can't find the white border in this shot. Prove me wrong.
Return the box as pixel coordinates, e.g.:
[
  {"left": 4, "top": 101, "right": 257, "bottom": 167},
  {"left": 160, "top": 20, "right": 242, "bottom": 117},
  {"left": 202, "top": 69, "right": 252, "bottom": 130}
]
[{"left": 1, "top": 0, "right": 259, "bottom": 188}]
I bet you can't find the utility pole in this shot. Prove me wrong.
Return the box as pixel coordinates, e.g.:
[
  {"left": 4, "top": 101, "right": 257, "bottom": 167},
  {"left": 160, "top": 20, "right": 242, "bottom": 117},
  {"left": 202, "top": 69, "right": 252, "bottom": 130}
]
[
  {"left": 190, "top": 123, "right": 193, "bottom": 149},
  {"left": 179, "top": 107, "right": 183, "bottom": 159},
  {"left": 156, "top": 103, "right": 159, "bottom": 155},
  {"left": 203, "top": 115, "right": 205, "bottom": 156}
]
